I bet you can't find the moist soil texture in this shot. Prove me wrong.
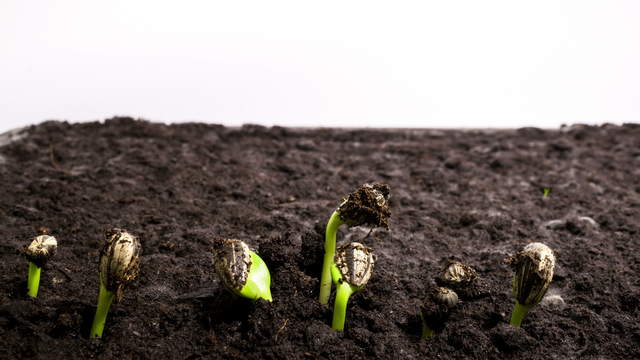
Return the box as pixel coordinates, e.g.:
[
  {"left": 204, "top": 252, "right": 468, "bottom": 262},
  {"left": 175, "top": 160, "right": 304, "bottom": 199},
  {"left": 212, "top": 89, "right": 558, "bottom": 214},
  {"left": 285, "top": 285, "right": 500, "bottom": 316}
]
[{"left": 1, "top": 118, "right": 639, "bottom": 359}]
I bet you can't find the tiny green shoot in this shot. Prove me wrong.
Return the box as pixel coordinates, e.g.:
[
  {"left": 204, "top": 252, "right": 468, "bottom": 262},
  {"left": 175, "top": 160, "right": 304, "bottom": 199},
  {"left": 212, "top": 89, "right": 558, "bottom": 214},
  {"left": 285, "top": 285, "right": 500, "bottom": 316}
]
[
  {"left": 507, "top": 242, "right": 555, "bottom": 327},
  {"left": 91, "top": 228, "right": 141, "bottom": 338},
  {"left": 542, "top": 188, "right": 551, "bottom": 197},
  {"left": 213, "top": 238, "right": 272, "bottom": 302},
  {"left": 331, "top": 242, "right": 374, "bottom": 331},
  {"left": 24, "top": 234, "right": 57, "bottom": 298},
  {"left": 319, "top": 183, "right": 390, "bottom": 305},
  {"left": 319, "top": 212, "right": 344, "bottom": 305},
  {"left": 420, "top": 313, "right": 434, "bottom": 339}
]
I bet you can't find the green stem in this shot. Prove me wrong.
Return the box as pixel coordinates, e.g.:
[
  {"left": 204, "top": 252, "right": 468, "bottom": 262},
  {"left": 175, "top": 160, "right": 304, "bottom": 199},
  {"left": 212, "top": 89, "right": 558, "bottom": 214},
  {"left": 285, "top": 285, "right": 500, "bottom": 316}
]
[
  {"left": 420, "top": 313, "right": 434, "bottom": 339},
  {"left": 240, "top": 251, "right": 273, "bottom": 302},
  {"left": 27, "top": 262, "right": 41, "bottom": 298},
  {"left": 422, "top": 324, "right": 434, "bottom": 339},
  {"left": 91, "top": 282, "right": 115, "bottom": 338},
  {"left": 509, "top": 301, "right": 531, "bottom": 327},
  {"left": 332, "top": 281, "right": 356, "bottom": 331},
  {"left": 319, "top": 211, "right": 344, "bottom": 305}
]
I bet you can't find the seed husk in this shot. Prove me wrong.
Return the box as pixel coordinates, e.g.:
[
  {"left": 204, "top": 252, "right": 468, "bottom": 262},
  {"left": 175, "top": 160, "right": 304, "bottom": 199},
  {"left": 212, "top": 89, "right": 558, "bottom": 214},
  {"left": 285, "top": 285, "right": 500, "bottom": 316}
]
[
  {"left": 508, "top": 242, "right": 555, "bottom": 306},
  {"left": 99, "top": 228, "right": 141, "bottom": 301},
  {"left": 212, "top": 238, "right": 253, "bottom": 293},
  {"left": 421, "top": 286, "right": 457, "bottom": 334},
  {"left": 435, "top": 259, "right": 488, "bottom": 299},
  {"left": 334, "top": 242, "right": 375, "bottom": 287},
  {"left": 24, "top": 235, "right": 58, "bottom": 267},
  {"left": 439, "top": 260, "right": 478, "bottom": 285},
  {"left": 433, "top": 286, "right": 459, "bottom": 309}
]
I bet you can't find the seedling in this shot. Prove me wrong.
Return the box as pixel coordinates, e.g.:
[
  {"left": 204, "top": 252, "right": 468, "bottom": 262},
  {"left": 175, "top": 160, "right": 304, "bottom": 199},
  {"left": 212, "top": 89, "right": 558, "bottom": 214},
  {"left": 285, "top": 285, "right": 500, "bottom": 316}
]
[
  {"left": 331, "top": 242, "right": 374, "bottom": 331},
  {"left": 542, "top": 188, "right": 552, "bottom": 197},
  {"left": 507, "top": 242, "right": 555, "bottom": 327},
  {"left": 91, "top": 228, "right": 141, "bottom": 338},
  {"left": 420, "top": 286, "right": 458, "bottom": 339},
  {"left": 24, "top": 234, "right": 58, "bottom": 297},
  {"left": 319, "top": 183, "right": 390, "bottom": 305},
  {"left": 212, "top": 238, "right": 272, "bottom": 302}
]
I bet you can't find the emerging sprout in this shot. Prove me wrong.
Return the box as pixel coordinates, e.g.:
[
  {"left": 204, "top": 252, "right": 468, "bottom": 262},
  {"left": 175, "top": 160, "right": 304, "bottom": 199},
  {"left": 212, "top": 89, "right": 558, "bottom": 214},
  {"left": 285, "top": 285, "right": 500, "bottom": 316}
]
[
  {"left": 507, "top": 242, "right": 555, "bottom": 327},
  {"left": 319, "top": 183, "right": 390, "bottom": 305},
  {"left": 436, "top": 260, "right": 484, "bottom": 299},
  {"left": 91, "top": 228, "right": 141, "bottom": 338},
  {"left": 420, "top": 286, "right": 458, "bottom": 339},
  {"left": 439, "top": 260, "right": 477, "bottom": 285},
  {"left": 212, "top": 238, "right": 272, "bottom": 302},
  {"left": 331, "top": 242, "right": 375, "bottom": 331},
  {"left": 24, "top": 234, "right": 58, "bottom": 297}
]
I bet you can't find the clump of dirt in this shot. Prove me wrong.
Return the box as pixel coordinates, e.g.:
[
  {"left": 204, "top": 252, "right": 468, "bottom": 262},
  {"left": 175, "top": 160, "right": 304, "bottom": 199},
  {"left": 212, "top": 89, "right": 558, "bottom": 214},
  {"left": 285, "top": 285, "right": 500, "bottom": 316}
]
[
  {"left": 337, "top": 183, "right": 391, "bottom": 228},
  {"left": 0, "top": 118, "right": 639, "bottom": 359}
]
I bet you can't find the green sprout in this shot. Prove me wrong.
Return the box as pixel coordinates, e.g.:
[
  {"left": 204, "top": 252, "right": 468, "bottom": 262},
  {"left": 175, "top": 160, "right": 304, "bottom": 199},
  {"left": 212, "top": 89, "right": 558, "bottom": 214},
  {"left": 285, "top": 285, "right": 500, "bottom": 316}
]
[
  {"left": 507, "top": 242, "right": 555, "bottom": 327},
  {"left": 331, "top": 242, "right": 375, "bottom": 331},
  {"left": 91, "top": 228, "right": 141, "bottom": 338},
  {"left": 212, "top": 238, "right": 272, "bottom": 302},
  {"left": 319, "top": 183, "right": 390, "bottom": 305},
  {"left": 24, "top": 234, "right": 58, "bottom": 298},
  {"left": 420, "top": 286, "right": 458, "bottom": 339},
  {"left": 542, "top": 188, "right": 552, "bottom": 197}
]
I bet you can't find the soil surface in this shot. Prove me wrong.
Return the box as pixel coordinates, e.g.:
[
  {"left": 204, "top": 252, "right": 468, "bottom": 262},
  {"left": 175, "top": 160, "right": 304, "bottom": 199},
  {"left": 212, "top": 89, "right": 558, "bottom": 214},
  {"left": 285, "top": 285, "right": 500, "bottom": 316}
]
[{"left": 1, "top": 118, "right": 639, "bottom": 359}]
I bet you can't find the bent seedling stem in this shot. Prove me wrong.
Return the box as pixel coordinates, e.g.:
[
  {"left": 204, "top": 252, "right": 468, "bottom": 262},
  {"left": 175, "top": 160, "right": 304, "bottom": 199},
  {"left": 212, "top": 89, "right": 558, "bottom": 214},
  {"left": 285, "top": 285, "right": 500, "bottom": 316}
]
[
  {"left": 331, "top": 264, "right": 361, "bottom": 331},
  {"left": 319, "top": 211, "right": 344, "bottom": 305}
]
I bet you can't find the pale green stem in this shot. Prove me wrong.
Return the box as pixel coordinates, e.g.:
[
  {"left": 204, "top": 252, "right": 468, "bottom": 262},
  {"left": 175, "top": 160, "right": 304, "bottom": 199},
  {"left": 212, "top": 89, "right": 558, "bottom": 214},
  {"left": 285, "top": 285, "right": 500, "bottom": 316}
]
[
  {"left": 319, "top": 211, "right": 344, "bottom": 305},
  {"left": 91, "top": 282, "right": 115, "bottom": 338},
  {"left": 240, "top": 251, "right": 272, "bottom": 302},
  {"left": 509, "top": 301, "right": 532, "bottom": 327},
  {"left": 420, "top": 313, "right": 435, "bottom": 339},
  {"left": 27, "top": 262, "right": 41, "bottom": 298},
  {"left": 332, "top": 281, "right": 356, "bottom": 331}
]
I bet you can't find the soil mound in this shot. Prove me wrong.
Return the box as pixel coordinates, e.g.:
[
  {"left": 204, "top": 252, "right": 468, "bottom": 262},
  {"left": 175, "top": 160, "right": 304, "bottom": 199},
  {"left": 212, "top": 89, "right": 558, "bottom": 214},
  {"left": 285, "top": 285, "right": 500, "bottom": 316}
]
[{"left": 1, "top": 118, "right": 638, "bottom": 359}]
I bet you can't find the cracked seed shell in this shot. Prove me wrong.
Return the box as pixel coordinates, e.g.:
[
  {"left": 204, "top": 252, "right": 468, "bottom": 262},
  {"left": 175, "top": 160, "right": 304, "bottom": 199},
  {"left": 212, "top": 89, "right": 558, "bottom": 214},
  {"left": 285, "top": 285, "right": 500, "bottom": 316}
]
[
  {"left": 509, "top": 242, "right": 556, "bottom": 306},
  {"left": 212, "top": 238, "right": 252, "bottom": 293},
  {"left": 335, "top": 242, "right": 375, "bottom": 287},
  {"left": 434, "top": 287, "right": 459, "bottom": 309},
  {"left": 439, "top": 260, "right": 478, "bottom": 286},
  {"left": 99, "top": 228, "right": 141, "bottom": 301},
  {"left": 25, "top": 235, "right": 58, "bottom": 267}
]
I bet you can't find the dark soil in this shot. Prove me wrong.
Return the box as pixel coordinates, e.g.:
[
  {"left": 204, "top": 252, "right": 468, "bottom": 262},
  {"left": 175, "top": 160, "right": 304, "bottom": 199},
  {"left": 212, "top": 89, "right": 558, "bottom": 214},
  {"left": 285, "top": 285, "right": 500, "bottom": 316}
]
[{"left": 1, "top": 118, "right": 639, "bottom": 359}]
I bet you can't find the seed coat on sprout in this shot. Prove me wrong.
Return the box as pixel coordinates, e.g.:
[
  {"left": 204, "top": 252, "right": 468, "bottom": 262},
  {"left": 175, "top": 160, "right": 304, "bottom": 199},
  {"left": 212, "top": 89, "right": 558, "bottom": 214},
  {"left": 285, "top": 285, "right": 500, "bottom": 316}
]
[
  {"left": 331, "top": 242, "right": 375, "bottom": 331},
  {"left": 91, "top": 228, "right": 141, "bottom": 338},
  {"left": 420, "top": 286, "right": 459, "bottom": 339},
  {"left": 319, "top": 183, "right": 390, "bottom": 305},
  {"left": 24, "top": 234, "right": 58, "bottom": 298},
  {"left": 507, "top": 242, "right": 556, "bottom": 327},
  {"left": 212, "top": 238, "right": 272, "bottom": 302}
]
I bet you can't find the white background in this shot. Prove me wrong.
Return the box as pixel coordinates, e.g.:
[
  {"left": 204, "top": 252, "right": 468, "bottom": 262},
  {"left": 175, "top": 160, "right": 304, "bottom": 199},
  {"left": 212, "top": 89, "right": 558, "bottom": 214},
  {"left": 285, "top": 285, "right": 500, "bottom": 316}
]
[{"left": 1, "top": 1, "right": 639, "bottom": 133}]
